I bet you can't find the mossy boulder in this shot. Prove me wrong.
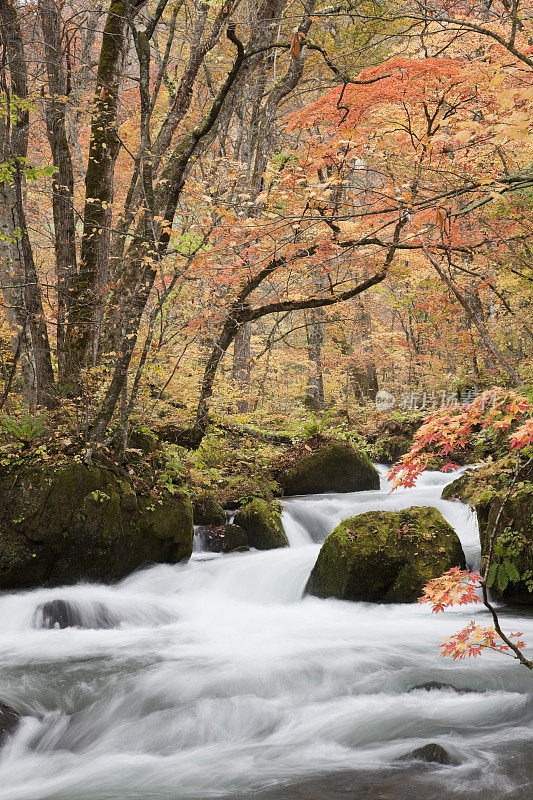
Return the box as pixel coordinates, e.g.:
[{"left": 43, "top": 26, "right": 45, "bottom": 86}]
[
  {"left": 234, "top": 499, "right": 289, "bottom": 550},
  {"left": 368, "top": 415, "right": 421, "bottom": 464},
  {"left": 0, "top": 461, "right": 193, "bottom": 589},
  {"left": 279, "top": 441, "right": 379, "bottom": 496},
  {"left": 128, "top": 428, "right": 159, "bottom": 456},
  {"left": 193, "top": 492, "right": 226, "bottom": 526},
  {"left": 306, "top": 507, "right": 465, "bottom": 603},
  {"left": 475, "top": 465, "right": 532, "bottom": 605}
]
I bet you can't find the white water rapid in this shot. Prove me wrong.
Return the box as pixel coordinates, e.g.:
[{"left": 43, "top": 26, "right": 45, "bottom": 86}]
[{"left": 0, "top": 466, "right": 531, "bottom": 800}]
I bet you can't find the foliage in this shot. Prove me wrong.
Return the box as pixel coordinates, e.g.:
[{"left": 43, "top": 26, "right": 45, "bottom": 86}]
[
  {"left": 419, "top": 567, "right": 481, "bottom": 612},
  {"left": 389, "top": 388, "right": 533, "bottom": 488},
  {"left": 0, "top": 414, "right": 47, "bottom": 444},
  {"left": 441, "top": 622, "right": 526, "bottom": 661},
  {"left": 420, "top": 568, "right": 527, "bottom": 661},
  {"left": 302, "top": 411, "right": 333, "bottom": 439}
]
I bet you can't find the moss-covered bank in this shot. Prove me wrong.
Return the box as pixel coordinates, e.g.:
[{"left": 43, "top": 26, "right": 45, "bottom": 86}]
[{"left": 442, "top": 457, "right": 533, "bottom": 604}]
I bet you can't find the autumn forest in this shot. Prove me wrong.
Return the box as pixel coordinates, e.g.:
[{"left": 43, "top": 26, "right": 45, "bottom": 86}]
[{"left": 0, "top": 0, "right": 532, "bottom": 798}]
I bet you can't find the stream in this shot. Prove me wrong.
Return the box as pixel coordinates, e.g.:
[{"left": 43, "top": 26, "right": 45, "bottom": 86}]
[{"left": 0, "top": 466, "right": 531, "bottom": 799}]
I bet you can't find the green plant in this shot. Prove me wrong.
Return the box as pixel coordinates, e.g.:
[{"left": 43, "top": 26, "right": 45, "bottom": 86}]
[
  {"left": 302, "top": 410, "right": 333, "bottom": 439},
  {"left": 195, "top": 432, "right": 231, "bottom": 469},
  {"left": 0, "top": 413, "right": 47, "bottom": 444},
  {"left": 159, "top": 445, "right": 186, "bottom": 494},
  {"left": 90, "top": 490, "right": 110, "bottom": 504},
  {"left": 487, "top": 527, "right": 532, "bottom": 593}
]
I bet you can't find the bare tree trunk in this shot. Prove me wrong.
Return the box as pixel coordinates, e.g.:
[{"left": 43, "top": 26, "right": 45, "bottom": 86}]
[
  {"left": 304, "top": 308, "right": 325, "bottom": 411},
  {"left": 350, "top": 297, "right": 378, "bottom": 401},
  {"left": 88, "top": 23, "right": 247, "bottom": 442},
  {"left": 232, "top": 320, "right": 251, "bottom": 412},
  {"left": 66, "top": 0, "right": 147, "bottom": 378}
]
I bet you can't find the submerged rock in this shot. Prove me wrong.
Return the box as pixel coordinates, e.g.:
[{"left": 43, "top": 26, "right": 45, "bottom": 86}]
[
  {"left": 399, "top": 743, "right": 455, "bottom": 765},
  {"left": 234, "top": 499, "right": 289, "bottom": 550},
  {"left": 0, "top": 702, "right": 19, "bottom": 746},
  {"left": 409, "top": 682, "right": 475, "bottom": 694},
  {"left": 193, "top": 492, "right": 226, "bottom": 526},
  {"left": 279, "top": 441, "right": 379, "bottom": 496},
  {"left": 0, "top": 462, "right": 193, "bottom": 590},
  {"left": 306, "top": 506, "right": 466, "bottom": 603},
  {"left": 35, "top": 599, "right": 118, "bottom": 629}
]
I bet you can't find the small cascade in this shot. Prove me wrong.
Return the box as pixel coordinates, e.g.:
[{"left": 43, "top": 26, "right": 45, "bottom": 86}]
[
  {"left": 0, "top": 466, "right": 530, "bottom": 800},
  {"left": 282, "top": 465, "right": 481, "bottom": 568}
]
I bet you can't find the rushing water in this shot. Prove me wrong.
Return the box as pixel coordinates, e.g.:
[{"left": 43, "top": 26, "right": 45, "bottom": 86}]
[{"left": 0, "top": 466, "right": 532, "bottom": 800}]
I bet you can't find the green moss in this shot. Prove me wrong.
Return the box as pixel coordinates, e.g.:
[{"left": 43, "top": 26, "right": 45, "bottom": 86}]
[
  {"left": 372, "top": 434, "right": 413, "bottom": 465},
  {"left": 127, "top": 429, "right": 159, "bottom": 457},
  {"left": 306, "top": 506, "right": 465, "bottom": 603},
  {"left": 440, "top": 470, "right": 476, "bottom": 502},
  {"left": 193, "top": 492, "right": 226, "bottom": 526},
  {"left": 234, "top": 499, "right": 288, "bottom": 550},
  {"left": 442, "top": 456, "right": 533, "bottom": 604},
  {"left": 280, "top": 441, "right": 380, "bottom": 496}
]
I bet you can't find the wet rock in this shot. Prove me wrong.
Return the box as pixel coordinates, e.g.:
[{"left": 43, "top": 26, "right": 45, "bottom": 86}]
[
  {"left": 35, "top": 599, "right": 118, "bottom": 629},
  {"left": 399, "top": 743, "right": 455, "bottom": 765},
  {"left": 409, "top": 682, "right": 474, "bottom": 694},
  {"left": 193, "top": 492, "right": 226, "bottom": 526},
  {"left": 234, "top": 499, "right": 288, "bottom": 550},
  {"left": 0, "top": 702, "right": 19, "bottom": 746},
  {"left": 279, "top": 441, "right": 379, "bottom": 496},
  {"left": 476, "top": 459, "right": 533, "bottom": 605},
  {"left": 410, "top": 681, "right": 456, "bottom": 692},
  {"left": 306, "top": 506, "right": 466, "bottom": 603},
  {"left": 0, "top": 462, "right": 194, "bottom": 590},
  {"left": 198, "top": 524, "right": 249, "bottom": 553}
]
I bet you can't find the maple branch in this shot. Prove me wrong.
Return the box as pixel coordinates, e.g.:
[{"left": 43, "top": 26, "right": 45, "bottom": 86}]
[
  {"left": 246, "top": 269, "right": 387, "bottom": 321},
  {"left": 481, "top": 583, "right": 533, "bottom": 670}
]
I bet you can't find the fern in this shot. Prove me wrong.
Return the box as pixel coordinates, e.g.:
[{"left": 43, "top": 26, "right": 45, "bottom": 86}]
[
  {"left": 302, "top": 410, "right": 333, "bottom": 439},
  {"left": 0, "top": 413, "right": 47, "bottom": 444}
]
